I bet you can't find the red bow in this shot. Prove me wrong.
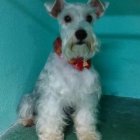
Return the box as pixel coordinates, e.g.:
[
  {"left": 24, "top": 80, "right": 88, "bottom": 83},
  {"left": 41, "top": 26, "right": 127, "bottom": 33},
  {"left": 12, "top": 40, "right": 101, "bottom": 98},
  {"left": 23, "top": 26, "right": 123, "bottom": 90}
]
[{"left": 54, "top": 37, "right": 91, "bottom": 71}]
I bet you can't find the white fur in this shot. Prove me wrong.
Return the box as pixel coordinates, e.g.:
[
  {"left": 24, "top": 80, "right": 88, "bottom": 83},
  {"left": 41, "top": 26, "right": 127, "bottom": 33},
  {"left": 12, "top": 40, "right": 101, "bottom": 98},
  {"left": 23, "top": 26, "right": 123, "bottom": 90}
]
[
  {"left": 18, "top": 53, "right": 101, "bottom": 139},
  {"left": 18, "top": 0, "right": 108, "bottom": 140}
]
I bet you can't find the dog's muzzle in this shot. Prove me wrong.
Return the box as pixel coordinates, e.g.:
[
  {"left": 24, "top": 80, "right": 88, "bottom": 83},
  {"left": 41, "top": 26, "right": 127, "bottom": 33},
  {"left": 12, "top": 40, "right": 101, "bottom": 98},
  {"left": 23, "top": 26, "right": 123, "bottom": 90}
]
[{"left": 63, "top": 37, "right": 96, "bottom": 60}]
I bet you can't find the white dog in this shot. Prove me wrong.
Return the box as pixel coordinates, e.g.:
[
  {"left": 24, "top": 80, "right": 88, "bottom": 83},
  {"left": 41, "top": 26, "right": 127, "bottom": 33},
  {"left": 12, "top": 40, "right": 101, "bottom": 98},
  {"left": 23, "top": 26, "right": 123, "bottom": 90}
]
[{"left": 18, "top": 0, "right": 108, "bottom": 140}]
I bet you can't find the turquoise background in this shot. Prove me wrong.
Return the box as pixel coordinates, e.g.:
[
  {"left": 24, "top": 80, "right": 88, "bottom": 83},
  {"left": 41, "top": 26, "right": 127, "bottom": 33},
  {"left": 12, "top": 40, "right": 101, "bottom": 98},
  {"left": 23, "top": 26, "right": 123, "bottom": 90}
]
[{"left": 0, "top": 0, "right": 140, "bottom": 134}]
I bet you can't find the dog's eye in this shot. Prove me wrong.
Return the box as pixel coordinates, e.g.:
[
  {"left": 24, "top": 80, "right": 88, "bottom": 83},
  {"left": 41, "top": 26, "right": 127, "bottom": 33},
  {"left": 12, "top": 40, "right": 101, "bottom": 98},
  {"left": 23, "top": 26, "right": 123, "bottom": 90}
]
[
  {"left": 64, "top": 15, "right": 72, "bottom": 23},
  {"left": 86, "top": 15, "right": 93, "bottom": 23}
]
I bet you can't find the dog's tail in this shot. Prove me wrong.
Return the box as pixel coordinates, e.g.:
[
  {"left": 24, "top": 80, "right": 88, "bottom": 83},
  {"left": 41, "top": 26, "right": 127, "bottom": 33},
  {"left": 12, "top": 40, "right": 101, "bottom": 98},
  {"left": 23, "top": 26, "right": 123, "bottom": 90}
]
[{"left": 18, "top": 94, "right": 35, "bottom": 127}]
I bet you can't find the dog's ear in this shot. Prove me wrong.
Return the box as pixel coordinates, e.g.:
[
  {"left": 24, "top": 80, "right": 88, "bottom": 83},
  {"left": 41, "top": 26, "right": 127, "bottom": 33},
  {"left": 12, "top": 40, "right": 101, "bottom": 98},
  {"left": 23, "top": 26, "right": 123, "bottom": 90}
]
[
  {"left": 44, "top": 0, "right": 65, "bottom": 18},
  {"left": 88, "top": 0, "right": 109, "bottom": 18}
]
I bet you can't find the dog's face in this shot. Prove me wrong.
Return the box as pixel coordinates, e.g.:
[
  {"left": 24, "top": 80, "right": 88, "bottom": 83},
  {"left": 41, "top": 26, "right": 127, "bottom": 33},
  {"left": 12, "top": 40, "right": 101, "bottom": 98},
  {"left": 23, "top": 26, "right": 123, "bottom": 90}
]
[{"left": 45, "top": 0, "right": 108, "bottom": 60}]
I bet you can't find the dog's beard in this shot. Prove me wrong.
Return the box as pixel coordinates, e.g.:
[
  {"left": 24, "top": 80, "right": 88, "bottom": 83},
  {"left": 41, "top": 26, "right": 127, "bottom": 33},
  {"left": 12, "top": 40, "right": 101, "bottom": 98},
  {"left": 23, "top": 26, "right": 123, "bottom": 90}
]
[{"left": 62, "top": 36, "right": 98, "bottom": 60}]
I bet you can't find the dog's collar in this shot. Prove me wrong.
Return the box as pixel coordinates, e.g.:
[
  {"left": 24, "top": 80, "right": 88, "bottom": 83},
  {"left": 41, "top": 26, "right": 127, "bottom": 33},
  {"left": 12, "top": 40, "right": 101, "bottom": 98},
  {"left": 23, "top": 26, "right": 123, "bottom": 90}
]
[{"left": 54, "top": 37, "right": 91, "bottom": 71}]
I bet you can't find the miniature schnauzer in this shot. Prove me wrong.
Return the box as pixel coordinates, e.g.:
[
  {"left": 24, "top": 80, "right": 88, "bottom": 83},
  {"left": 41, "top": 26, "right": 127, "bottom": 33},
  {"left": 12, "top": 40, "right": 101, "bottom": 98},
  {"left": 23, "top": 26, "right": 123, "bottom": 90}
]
[{"left": 18, "top": 0, "right": 109, "bottom": 140}]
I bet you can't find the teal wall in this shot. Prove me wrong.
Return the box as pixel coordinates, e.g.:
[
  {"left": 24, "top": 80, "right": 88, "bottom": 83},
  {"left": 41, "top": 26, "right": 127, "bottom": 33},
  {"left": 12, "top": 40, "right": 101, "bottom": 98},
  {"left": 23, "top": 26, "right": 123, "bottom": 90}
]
[{"left": 0, "top": 0, "right": 140, "bottom": 134}]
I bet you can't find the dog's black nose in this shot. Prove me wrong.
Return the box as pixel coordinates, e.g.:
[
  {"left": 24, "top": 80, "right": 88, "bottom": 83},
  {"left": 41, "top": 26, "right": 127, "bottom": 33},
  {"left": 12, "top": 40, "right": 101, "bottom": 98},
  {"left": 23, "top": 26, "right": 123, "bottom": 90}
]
[{"left": 75, "top": 29, "right": 87, "bottom": 41}]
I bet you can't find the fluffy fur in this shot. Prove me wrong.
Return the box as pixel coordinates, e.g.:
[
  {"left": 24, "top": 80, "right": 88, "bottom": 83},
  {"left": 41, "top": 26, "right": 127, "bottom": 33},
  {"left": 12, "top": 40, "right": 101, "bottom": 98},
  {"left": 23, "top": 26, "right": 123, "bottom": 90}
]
[{"left": 18, "top": 0, "right": 108, "bottom": 140}]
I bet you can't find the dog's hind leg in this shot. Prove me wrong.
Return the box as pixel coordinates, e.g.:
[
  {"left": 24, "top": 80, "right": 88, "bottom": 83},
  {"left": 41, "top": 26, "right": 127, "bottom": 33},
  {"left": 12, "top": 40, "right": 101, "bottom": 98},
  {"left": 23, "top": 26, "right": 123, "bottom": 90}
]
[{"left": 18, "top": 94, "right": 35, "bottom": 127}]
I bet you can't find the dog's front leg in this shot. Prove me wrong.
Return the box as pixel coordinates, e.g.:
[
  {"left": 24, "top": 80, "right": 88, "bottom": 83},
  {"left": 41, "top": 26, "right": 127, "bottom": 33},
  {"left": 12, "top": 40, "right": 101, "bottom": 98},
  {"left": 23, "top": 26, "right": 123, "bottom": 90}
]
[
  {"left": 36, "top": 97, "right": 65, "bottom": 140},
  {"left": 74, "top": 100, "right": 101, "bottom": 140}
]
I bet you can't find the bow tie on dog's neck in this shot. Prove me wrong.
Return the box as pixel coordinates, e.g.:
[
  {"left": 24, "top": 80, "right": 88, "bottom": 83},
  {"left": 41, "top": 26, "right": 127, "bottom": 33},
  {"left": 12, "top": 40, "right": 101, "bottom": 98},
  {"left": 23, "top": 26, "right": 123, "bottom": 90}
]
[{"left": 54, "top": 37, "right": 91, "bottom": 71}]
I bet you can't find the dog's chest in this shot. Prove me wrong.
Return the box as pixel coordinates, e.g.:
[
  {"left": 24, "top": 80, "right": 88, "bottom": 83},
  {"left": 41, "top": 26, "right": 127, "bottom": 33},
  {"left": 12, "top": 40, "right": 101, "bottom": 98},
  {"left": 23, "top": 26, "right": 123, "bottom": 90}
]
[{"left": 44, "top": 54, "right": 97, "bottom": 96}]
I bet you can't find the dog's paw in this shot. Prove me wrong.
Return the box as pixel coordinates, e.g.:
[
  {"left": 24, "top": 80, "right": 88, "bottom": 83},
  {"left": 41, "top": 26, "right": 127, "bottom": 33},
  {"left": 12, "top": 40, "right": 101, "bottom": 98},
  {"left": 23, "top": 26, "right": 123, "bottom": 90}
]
[
  {"left": 38, "top": 132, "right": 64, "bottom": 140},
  {"left": 19, "top": 118, "right": 34, "bottom": 127},
  {"left": 77, "top": 130, "right": 101, "bottom": 140}
]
